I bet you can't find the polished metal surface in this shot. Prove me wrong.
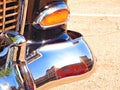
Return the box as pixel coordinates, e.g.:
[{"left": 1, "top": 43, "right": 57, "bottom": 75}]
[
  {"left": 2, "top": 31, "right": 25, "bottom": 46},
  {"left": 27, "top": 31, "right": 94, "bottom": 87},
  {"left": 0, "top": 32, "right": 24, "bottom": 89},
  {"left": 0, "top": 0, "right": 95, "bottom": 89},
  {"left": 0, "top": 31, "right": 25, "bottom": 58},
  {"left": 0, "top": 32, "right": 35, "bottom": 90},
  {"left": 33, "top": 1, "right": 69, "bottom": 29}
]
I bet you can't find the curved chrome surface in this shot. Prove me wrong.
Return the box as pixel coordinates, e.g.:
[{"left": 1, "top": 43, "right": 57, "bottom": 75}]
[
  {"left": 0, "top": 32, "right": 35, "bottom": 90},
  {"left": 0, "top": 45, "right": 22, "bottom": 89},
  {"left": 0, "top": 47, "right": 8, "bottom": 57},
  {"left": 0, "top": 31, "right": 25, "bottom": 58},
  {"left": 27, "top": 31, "right": 94, "bottom": 87},
  {"left": 33, "top": 1, "right": 69, "bottom": 29},
  {"left": 2, "top": 31, "right": 25, "bottom": 46},
  {"left": 0, "top": 61, "right": 35, "bottom": 90},
  {"left": 0, "top": 64, "right": 20, "bottom": 90}
]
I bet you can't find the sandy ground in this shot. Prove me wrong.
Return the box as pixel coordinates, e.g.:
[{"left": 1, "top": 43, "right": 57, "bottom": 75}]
[{"left": 48, "top": 0, "right": 120, "bottom": 90}]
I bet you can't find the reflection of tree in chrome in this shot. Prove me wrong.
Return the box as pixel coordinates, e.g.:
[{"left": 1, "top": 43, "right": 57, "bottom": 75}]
[
  {"left": 0, "top": 67, "right": 12, "bottom": 78},
  {"left": 0, "top": 36, "right": 9, "bottom": 51},
  {"left": 0, "top": 35, "right": 15, "bottom": 52}
]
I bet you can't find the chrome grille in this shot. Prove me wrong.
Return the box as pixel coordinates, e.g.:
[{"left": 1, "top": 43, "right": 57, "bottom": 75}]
[{"left": 0, "top": 0, "right": 20, "bottom": 33}]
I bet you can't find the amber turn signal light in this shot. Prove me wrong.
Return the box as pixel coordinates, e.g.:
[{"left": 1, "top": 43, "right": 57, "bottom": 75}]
[
  {"left": 40, "top": 9, "right": 69, "bottom": 27},
  {"left": 33, "top": 2, "right": 69, "bottom": 29}
]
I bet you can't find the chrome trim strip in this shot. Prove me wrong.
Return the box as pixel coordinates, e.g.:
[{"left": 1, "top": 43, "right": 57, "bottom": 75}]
[{"left": 17, "top": 0, "right": 28, "bottom": 35}]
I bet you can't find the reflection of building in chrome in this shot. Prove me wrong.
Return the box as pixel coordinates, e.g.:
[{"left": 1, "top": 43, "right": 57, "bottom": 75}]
[
  {"left": 35, "top": 66, "right": 58, "bottom": 87},
  {"left": 35, "top": 56, "right": 92, "bottom": 87},
  {"left": 56, "top": 63, "right": 88, "bottom": 79},
  {"left": 56, "top": 56, "right": 92, "bottom": 79},
  {"left": 80, "top": 56, "right": 93, "bottom": 71}
]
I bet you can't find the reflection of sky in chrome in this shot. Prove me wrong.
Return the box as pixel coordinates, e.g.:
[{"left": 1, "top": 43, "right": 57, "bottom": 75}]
[
  {"left": 0, "top": 67, "right": 19, "bottom": 89},
  {"left": 28, "top": 38, "right": 92, "bottom": 80}
]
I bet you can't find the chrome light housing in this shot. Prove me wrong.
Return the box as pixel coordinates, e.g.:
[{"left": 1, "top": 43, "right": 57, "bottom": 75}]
[{"left": 33, "top": 1, "right": 70, "bottom": 29}]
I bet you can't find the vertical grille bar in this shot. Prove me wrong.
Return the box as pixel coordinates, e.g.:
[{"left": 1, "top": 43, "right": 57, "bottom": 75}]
[
  {"left": 19, "top": 0, "right": 28, "bottom": 35},
  {"left": 2, "top": 0, "right": 6, "bottom": 32}
]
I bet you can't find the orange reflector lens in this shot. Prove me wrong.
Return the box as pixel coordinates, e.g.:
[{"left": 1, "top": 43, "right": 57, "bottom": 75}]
[{"left": 40, "top": 9, "right": 69, "bottom": 26}]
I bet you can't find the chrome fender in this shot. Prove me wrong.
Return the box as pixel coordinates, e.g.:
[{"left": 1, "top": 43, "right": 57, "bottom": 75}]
[{"left": 27, "top": 31, "right": 96, "bottom": 88}]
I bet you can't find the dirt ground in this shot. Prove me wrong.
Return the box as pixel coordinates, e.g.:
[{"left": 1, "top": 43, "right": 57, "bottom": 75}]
[{"left": 49, "top": 0, "right": 120, "bottom": 90}]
